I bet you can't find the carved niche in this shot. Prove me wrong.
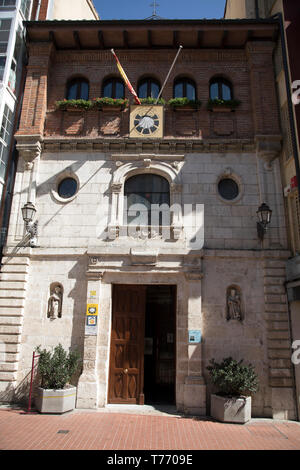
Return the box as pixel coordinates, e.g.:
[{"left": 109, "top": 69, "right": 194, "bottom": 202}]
[
  {"left": 47, "top": 283, "right": 63, "bottom": 319},
  {"left": 226, "top": 285, "right": 243, "bottom": 321}
]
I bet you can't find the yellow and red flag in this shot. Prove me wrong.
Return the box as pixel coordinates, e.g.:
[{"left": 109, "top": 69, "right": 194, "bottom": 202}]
[{"left": 111, "top": 49, "right": 141, "bottom": 105}]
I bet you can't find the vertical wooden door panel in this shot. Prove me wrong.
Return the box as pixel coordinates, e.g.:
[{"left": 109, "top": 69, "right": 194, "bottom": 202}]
[{"left": 108, "top": 285, "right": 146, "bottom": 404}]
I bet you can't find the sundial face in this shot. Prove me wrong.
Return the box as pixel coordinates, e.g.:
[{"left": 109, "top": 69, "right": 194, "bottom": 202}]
[
  {"left": 130, "top": 105, "right": 163, "bottom": 139},
  {"left": 133, "top": 112, "right": 160, "bottom": 135}
]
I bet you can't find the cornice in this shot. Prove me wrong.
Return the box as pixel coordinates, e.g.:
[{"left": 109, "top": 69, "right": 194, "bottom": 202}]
[{"left": 42, "top": 138, "right": 256, "bottom": 154}]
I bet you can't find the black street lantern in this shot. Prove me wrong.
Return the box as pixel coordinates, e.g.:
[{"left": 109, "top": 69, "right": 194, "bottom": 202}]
[
  {"left": 256, "top": 203, "right": 272, "bottom": 241},
  {"left": 21, "top": 202, "right": 36, "bottom": 223}
]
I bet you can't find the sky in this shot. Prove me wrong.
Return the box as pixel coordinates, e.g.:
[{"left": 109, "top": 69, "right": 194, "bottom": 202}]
[{"left": 93, "top": 0, "right": 227, "bottom": 20}]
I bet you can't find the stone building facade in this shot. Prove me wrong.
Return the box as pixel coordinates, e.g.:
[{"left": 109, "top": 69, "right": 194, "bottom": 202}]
[
  {"left": 0, "top": 18, "right": 297, "bottom": 419},
  {"left": 225, "top": 0, "right": 300, "bottom": 424}
]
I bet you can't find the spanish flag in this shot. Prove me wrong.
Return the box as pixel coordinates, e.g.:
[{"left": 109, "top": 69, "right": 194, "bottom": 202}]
[{"left": 111, "top": 49, "right": 141, "bottom": 105}]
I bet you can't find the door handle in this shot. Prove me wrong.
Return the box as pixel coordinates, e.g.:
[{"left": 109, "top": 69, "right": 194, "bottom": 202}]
[{"left": 123, "top": 369, "right": 128, "bottom": 374}]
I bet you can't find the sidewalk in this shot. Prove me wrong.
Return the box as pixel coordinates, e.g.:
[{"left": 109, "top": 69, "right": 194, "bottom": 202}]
[{"left": 1, "top": 405, "right": 300, "bottom": 450}]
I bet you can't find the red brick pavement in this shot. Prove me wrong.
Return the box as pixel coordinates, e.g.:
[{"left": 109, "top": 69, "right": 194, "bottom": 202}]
[{"left": 0, "top": 407, "right": 300, "bottom": 450}]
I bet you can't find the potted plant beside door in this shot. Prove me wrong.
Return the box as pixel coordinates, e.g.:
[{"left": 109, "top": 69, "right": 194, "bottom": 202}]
[
  {"left": 35, "top": 344, "right": 81, "bottom": 414},
  {"left": 207, "top": 357, "right": 259, "bottom": 424}
]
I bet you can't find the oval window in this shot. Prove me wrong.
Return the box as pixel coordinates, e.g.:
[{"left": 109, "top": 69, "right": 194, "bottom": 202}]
[
  {"left": 57, "top": 178, "right": 78, "bottom": 199},
  {"left": 218, "top": 178, "right": 239, "bottom": 201}
]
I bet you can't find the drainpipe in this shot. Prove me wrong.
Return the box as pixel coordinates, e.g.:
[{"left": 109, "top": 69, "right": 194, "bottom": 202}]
[
  {"left": 35, "top": 0, "right": 42, "bottom": 20},
  {"left": 271, "top": 12, "right": 300, "bottom": 202},
  {"left": 255, "top": 0, "right": 260, "bottom": 19}
]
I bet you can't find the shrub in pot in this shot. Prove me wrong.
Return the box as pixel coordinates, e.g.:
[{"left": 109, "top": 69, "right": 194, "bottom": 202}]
[
  {"left": 207, "top": 357, "right": 259, "bottom": 423},
  {"left": 35, "top": 344, "right": 81, "bottom": 414}
]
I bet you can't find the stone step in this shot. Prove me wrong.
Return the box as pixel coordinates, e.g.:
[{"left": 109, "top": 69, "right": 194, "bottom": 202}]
[
  {"left": 0, "top": 289, "right": 26, "bottom": 298},
  {"left": 0, "top": 334, "right": 21, "bottom": 344},
  {"left": 267, "top": 321, "right": 289, "bottom": 331},
  {"left": 264, "top": 268, "right": 286, "bottom": 277},
  {"left": 0, "top": 353, "right": 20, "bottom": 363},
  {"left": 264, "top": 260, "right": 287, "bottom": 269},
  {"left": 0, "top": 273, "right": 28, "bottom": 282},
  {"left": 0, "top": 363, "right": 18, "bottom": 372},
  {"left": 0, "top": 282, "right": 26, "bottom": 291},
  {"left": 0, "top": 343, "right": 20, "bottom": 353},
  {"left": 267, "top": 339, "right": 291, "bottom": 349},
  {"left": 0, "top": 371, "right": 17, "bottom": 382},
  {"left": 269, "top": 368, "right": 293, "bottom": 378},
  {"left": 0, "top": 264, "right": 29, "bottom": 274},
  {"left": 266, "top": 312, "right": 289, "bottom": 322},
  {"left": 264, "top": 285, "right": 286, "bottom": 295},
  {"left": 264, "top": 277, "right": 286, "bottom": 286},
  {"left": 270, "top": 359, "right": 293, "bottom": 368},
  {"left": 265, "top": 304, "right": 288, "bottom": 313},
  {"left": 0, "top": 298, "right": 25, "bottom": 308},
  {"left": 269, "top": 377, "right": 294, "bottom": 387},
  {"left": 268, "top": 349, "right": 292, "bottom": 359},
  {"left": 0, "top": 316, "right": 23, "bottom": 326},
  {"left": 0, "top": 325, "right": 22, "bottom": 335},
  {"left": 0, "top": 307, "right": 24, "bottom": 316},
  {"left": 264, "top": 294, "right": 287, "bottom": 304},
  {"left": 267, "top": 331, "right": 290, "bottom": 340},
  {"left": 1, "top": 257, "right": 29, "bottom": 266}
]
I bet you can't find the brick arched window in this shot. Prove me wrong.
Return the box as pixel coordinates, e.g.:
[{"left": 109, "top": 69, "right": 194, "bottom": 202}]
[
  {"left": 138, "top": 77, "right": 161, "bottom": 99},
  {"left": 124, "top": 174, "right": 170, "bottom": 226},
  {"left": 209, "top": 77, "right": 233, "bottom": 101},
  {"left": 102, "top": 77, "right": 125, "bottom": 99},
  {"left": 173, "top": 77, "right": 197, "bottom": 100},
  {"left": 66, "top": 78, "right": 89, "bottom": 100}
]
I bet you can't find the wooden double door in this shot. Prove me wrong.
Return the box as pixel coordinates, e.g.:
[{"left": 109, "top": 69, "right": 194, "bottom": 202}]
[{"left": 108, "top": 284, "right": 176, "bottom": 405}]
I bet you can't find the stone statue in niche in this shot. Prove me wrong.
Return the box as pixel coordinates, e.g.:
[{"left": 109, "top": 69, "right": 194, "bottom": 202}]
[
  {"left": 47, "top": 284, "right": 63, "bottom": 319},
  {"left": 226, "top": 286, "right": 242, "bottom": 321}
]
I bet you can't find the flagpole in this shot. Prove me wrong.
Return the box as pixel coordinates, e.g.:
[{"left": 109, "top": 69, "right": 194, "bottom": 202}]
[{"left": 155, "top": 45, "right": 183, "bottom": 104}]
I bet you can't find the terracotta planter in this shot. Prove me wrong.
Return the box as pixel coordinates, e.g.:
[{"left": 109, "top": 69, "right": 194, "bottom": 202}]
[
  {"left": 99, "top": 106, "right": 124, "bottom": 112},
  {"left": 61, "top": 107, "right": 86, "bottom": 113},
  {"left": 210, "top": 394, "right": 251, "bottom": 424},
  {"left": 210, "top": 106, "right": 234, "bottom": 112},
  {"left": 171, "top": 106, "right": 199, "bottom": 112},
  {"left": 35, "top": 386, "right": 77, "bottom": 414}
]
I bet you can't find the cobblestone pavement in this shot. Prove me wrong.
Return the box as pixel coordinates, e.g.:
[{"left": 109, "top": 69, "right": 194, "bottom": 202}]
[{"left": 0, "top": 406, "right": 300, "bottom": 450}]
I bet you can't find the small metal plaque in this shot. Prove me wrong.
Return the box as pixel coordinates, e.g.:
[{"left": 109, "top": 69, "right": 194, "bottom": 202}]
[{"left": 188, "top": 330, "right": 201, "bottom": 344}]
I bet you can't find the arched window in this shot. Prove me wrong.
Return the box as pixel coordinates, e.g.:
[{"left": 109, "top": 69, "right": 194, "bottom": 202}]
[
  {"left": 66, "top": 78, "right": 89, "bottom": 100},
  {"left": 124, "top": 174, "right": 170, "bottom": 226},
  {"left": 209, "top": 77, "right": 233, "bottom": 101},
  {"left": 138, "top": 78, "right": 160, "bottom": 99},
  {"left": 102, "top": 77, "right": 125, "bottom": 99},
  {"left": 174, "top": 78, "right": 197, "bottom": 100}
]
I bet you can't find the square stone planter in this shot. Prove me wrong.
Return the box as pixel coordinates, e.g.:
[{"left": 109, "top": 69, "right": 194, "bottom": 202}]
[
  {"left": 210, "top": 394, "right": 251, "bottom": 424},
  {"left": 35, "top": 386, "right": 77, "bottom": 414}
]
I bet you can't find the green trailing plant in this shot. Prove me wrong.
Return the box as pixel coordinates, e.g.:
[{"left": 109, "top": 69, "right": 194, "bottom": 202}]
[
  {"left": 168, "top": 97, "right": 201, "bottom": 108},
  {"left": 207, "top": 357, "right": 259, "bottom": 397},
  {"left": 207, "top": 98, "right": 241, "bottom": 109},
  {"left": 36, "top": 344, "right": 81, "bottom": 390},
  {"left": 92, "top": 97, "right": 128, "bottom": 109},
  {"left": 55, "top": 99, "right": 93, "bottom": 110},
  {"left": 139, "top": 97, "right": 166, "bottom": 105}
]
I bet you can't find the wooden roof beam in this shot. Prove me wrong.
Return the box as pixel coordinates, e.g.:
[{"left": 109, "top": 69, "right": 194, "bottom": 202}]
[
  {"left": 98, "top": 30, "right": 105, "bottom": 49},
  {"left": 73, "top": 31, "right": 82, "bottom": 49}
]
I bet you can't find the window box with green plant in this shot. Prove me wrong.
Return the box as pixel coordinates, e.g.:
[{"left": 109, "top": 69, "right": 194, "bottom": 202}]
[
  {"left": 139, "top": 97, "right": 166, "bottom": 106},
  {"left": 168, "top": 97, "right": 201, "bottom": 111},
  {"left": 35, "top": 344, "right": 81, "bottom": 414},
  {"left": 207, "top": 98, "right": 241, "bottom": 112},
  {"left": 93, "top": 97, "right": 129, "bottom": 111},
  {"left": 55, "top": 99, "right": 93, "bottom": 112},
  {"left": 207, "top": 357, "right": 259, "bottom": 423}
]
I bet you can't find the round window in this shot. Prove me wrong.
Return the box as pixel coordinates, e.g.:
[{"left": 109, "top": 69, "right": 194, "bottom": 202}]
[
  {"left": 218, "top": 178, "right": 239, "bottom": 201},
  {"left": 57, "top": 178, "right": 78, "bottom": 199}
]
